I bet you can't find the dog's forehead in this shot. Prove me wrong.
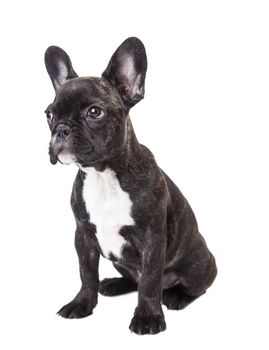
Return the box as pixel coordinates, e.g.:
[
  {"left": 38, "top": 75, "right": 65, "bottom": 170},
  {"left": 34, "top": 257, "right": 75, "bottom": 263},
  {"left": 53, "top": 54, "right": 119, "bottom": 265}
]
[{"left": 55, "top": 77, "right": 101, "bottom": 104}]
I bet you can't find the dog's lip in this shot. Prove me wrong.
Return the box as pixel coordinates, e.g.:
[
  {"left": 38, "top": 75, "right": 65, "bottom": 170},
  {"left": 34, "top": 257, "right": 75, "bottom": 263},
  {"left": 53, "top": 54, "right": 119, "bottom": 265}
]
[
  {"left": 49, "top": 151, "right": 59, "bottom": 165},
  {"left": 49, "top": 143, "right": 65, "bottom": 165}
]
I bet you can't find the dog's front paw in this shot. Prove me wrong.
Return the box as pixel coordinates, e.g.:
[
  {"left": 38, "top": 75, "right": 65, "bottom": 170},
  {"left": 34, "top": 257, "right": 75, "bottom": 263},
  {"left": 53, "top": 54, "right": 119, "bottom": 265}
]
[
  {"left": 129, "top": 313, "right": 166, "bottom": 335},
  {"left": 57, "top": 298, "right": 94, "bottom": 319}
]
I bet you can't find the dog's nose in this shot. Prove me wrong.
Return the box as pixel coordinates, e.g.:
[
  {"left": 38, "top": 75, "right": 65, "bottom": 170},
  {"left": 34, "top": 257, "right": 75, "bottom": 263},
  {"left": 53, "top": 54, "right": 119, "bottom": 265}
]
[{"left": 56, "top": 124, "right": 71, "bottom": 141}]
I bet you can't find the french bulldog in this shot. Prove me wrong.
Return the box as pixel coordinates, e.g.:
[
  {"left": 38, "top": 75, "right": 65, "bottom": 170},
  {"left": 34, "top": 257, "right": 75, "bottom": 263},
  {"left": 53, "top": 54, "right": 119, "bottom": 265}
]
[{"left": 44, "top": 37, "right": 217, "bottom": 335}]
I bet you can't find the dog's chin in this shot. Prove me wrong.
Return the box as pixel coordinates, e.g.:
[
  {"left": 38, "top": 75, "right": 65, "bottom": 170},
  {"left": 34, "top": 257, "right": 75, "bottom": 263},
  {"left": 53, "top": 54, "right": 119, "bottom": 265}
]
[{"left": 57, "top": 151, "right": 76, "bottom": 165}]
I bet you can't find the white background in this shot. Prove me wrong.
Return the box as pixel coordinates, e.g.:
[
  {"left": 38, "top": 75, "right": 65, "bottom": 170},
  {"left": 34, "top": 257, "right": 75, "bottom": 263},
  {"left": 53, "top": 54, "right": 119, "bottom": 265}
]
[{"left": 0, "top": 0, "right": 268, "bottom": 348}]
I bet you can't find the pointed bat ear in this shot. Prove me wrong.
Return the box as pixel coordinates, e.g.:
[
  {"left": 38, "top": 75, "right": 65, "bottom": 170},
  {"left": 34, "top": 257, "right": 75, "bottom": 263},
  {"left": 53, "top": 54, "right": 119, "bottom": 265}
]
[
  {"left": 44, "top": 46, "right": 78, "bottom": 91},
  {"left": 102, "top": 37, "right": 147, "bottom": 108}
]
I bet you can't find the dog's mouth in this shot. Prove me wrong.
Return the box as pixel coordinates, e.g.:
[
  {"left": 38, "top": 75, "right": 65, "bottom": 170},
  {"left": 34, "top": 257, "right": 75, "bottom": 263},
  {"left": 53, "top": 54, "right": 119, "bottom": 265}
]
[
  {"left": 49, "top": 142, "right": 75, "bottom": 165},
  {"left": 49, "top": 135, "right": 108, "bottom": 168},
  {"left": 58, "top": 150, "right": 76, "bottom": 165}
]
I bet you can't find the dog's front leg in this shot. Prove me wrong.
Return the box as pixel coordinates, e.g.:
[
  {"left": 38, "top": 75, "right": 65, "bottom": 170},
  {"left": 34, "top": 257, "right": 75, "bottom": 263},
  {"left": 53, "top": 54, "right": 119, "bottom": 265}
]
[
  {"left": 57, "top": 224, "right": 100, "bottom": 318},
  {"left": 129, "top": 227, "right": 166, "bottom": 335}
]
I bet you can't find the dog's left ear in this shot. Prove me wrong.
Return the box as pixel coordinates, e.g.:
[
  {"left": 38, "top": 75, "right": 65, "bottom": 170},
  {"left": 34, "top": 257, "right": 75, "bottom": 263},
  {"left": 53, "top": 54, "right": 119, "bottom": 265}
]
[
  {"left": 102, "top": 37, "right": 147, "bottom": 108},
  {"left": 45, "top": 46, "right": 78, "bottom": 92}
]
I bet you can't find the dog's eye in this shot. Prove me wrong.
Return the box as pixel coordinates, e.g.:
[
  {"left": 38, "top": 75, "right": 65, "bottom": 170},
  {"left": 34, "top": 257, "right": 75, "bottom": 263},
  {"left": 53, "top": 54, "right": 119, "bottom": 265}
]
[
  {"left": 87, "top": 106, "right": 104, "bottom": 120},
  {"left": 46, "top": 111, "right": 54, "bottom": 123}
]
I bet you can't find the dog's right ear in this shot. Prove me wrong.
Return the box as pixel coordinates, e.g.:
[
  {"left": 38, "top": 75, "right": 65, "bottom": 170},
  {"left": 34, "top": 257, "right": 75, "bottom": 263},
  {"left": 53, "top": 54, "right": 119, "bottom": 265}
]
[{"left": 45, "top": 46, "right": 78, "bottom": 92}]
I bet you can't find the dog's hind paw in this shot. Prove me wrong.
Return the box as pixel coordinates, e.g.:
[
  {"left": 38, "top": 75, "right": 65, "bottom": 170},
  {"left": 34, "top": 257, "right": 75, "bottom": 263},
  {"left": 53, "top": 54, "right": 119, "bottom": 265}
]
[
  {"left": 162, "top": 285, "right": 197, "bottom": 310},
  {"left": 99, "top": 277, "right": 137, "bottom": 296}
]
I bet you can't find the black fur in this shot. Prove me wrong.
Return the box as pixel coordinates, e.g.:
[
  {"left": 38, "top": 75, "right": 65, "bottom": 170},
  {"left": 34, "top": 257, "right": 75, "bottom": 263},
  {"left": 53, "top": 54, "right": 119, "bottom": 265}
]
[{"left": 44, "top": 37, "right": 217, "bottom": 335}]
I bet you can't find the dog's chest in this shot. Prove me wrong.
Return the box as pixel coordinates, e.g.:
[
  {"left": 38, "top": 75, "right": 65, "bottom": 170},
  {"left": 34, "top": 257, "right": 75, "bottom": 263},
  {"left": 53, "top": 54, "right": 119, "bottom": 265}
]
[{"left": 82, "top": 168, "right": 134, "bottom": 259}]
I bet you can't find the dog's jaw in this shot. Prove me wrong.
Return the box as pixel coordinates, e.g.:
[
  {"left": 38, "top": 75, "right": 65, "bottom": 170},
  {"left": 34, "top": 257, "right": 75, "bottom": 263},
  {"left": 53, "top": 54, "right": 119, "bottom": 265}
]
[{"left": 57, "top": 150, "right": 76, "bottom": 165}]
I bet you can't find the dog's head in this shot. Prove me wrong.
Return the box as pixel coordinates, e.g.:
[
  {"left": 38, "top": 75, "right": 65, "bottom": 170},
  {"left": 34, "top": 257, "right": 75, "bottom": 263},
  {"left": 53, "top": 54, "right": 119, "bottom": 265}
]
[{"left": 44, "top": 37, "right": 147, "bottom": 168}]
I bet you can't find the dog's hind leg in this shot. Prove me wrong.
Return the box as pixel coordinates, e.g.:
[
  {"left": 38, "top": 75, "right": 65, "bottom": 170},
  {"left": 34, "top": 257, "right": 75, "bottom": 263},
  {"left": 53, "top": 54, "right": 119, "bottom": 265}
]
[
  {"left": 163, "top": 236, "right": 217, "bottom": 310},
  {"left": 99, "top": 277, "right": 137, "bottom": 296},
  {"left": 99, "top": 262, "right": 138, "bottom": 296}
]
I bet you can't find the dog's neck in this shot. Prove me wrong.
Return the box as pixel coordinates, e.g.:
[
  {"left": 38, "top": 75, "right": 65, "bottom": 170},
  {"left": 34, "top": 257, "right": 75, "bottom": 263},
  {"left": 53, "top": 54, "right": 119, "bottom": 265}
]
[
  {"left": 125, "top": 117, "right": 141, "bottom": 159},
  {"left": 106, "top": 116, "right": 143, "bottom": 173}
]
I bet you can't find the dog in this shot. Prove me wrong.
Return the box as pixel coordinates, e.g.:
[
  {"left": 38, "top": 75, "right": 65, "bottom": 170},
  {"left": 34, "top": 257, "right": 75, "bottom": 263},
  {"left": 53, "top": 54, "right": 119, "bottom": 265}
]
[{"left": 44, "top": 37, "right": 217, "bottom": 335}]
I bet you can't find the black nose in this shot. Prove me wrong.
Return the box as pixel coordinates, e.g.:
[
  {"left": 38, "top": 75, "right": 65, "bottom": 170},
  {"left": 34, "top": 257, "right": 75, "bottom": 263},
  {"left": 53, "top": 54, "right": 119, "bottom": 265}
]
[{"left": 56, "top": 124, "right": 71, "bottom": 141}]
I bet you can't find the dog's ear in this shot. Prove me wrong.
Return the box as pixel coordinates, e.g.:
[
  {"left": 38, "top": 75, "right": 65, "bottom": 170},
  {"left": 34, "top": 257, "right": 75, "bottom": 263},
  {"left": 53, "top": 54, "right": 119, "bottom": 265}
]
[
  {"left": 45, "top": 46, "right": 78, "bottom": 91},
  {"left": 102, "top": 37, "right": 147, "bottom": 108}
]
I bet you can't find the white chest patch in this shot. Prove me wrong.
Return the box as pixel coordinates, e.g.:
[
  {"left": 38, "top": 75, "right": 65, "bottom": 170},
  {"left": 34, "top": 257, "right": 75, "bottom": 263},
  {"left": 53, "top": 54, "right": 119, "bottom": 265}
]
[{"left": 82, "top": 167, "right": 134, "bottom": 259}]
